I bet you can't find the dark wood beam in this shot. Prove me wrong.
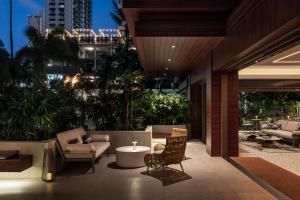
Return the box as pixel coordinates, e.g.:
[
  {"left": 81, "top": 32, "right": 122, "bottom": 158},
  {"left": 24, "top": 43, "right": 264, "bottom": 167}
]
[
  {"left": 135, "top": 20, "right": 225, "bottom": 37},
  {"left": 123, "top": 0, "right": 239, "bottom": 11}
]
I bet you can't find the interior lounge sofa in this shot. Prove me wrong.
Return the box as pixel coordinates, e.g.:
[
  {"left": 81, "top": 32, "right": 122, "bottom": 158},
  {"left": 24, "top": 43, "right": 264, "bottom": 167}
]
[
  {"left": 56, "top": 127, "right": 110, "bottom": 173},
  {"left": 261, "top": 120, "right": 300, "bottom": 147}
]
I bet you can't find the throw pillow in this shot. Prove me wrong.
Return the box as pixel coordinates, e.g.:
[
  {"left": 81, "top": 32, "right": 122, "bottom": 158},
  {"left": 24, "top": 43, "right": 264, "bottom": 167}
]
[
  {"left": 68, "top": 138, "right": 80, "bottom": 144},
  {"left": 82, "top": 135, "right": 92, "bottom": 144},
  {"left": 271, "top": 125, "right": 279, "bottom": 130}
]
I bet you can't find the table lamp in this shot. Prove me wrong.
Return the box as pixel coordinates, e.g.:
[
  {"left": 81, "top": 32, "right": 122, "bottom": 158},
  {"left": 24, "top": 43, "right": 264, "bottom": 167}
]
[{"left": 132, "top": 141, "right": 138, "bottom": 150}]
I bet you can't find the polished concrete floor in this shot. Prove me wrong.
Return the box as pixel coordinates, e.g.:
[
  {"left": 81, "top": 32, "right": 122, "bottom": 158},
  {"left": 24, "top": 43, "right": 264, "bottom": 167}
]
[{"left": 0, "top": 141, "right": 276, "bottom": 200}]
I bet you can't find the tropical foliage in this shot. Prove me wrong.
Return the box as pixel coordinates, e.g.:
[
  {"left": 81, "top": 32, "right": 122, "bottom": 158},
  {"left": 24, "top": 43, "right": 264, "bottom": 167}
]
[
  {"left": 0, "top": 36, "right": 190, "bottom": 141},
  {"left": 239, "top": 92, "right": 300, "bottom": 122}
]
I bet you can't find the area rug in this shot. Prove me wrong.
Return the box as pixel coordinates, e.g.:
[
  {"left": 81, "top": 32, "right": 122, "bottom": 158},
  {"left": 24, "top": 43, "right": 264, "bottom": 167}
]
[
  {"left": 241, "top": 141, "right": 300, "bottom": 153},
  {"left": 231, "top": 157, "right": 300, "bottom": 200},
  {"left": 141, "top": 167, "right": 192, "bottom": 186}
]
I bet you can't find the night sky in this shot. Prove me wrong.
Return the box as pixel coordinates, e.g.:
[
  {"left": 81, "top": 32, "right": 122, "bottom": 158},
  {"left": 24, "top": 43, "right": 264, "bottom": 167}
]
[{"left": 0, "top": 0, "right": 116, "bottom": 53}]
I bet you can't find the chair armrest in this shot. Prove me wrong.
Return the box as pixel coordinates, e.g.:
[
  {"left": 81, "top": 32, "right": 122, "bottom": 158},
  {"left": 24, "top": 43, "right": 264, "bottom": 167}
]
[
  {"left": 66, "top": 144, "right": 95, "bottom": 153},
  {"left": 292, "top": 131, "right": 300, "bottom": 136},
  {"left": 90, "top": 134, "right": 110, "bottom": 142}
]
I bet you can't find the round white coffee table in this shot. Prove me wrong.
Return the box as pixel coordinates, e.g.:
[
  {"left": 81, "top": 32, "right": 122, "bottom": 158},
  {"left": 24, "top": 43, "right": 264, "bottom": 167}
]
[{"left": 116, "top": 146, "right": 150, "bottom": 168}]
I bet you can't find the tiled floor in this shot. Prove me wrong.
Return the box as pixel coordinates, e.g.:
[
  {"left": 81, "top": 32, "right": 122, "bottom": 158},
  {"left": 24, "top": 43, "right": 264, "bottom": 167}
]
[{"left": 0, "top": 141, "right": 276, "bottom": 200}]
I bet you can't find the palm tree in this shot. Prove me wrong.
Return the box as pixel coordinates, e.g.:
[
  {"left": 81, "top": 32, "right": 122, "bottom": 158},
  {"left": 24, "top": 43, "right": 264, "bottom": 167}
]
[
  {"left": 0, "top": 40, "right": 12, "bottom": 88},
  {"left": 110, "top": 0, "right": 130, "bottom": 47},
  {"left": 14, "top": 27, "right": 80, "bottom": 79},
  {"left": 9, "top": 0, "right": 13, "bottom": 60}
]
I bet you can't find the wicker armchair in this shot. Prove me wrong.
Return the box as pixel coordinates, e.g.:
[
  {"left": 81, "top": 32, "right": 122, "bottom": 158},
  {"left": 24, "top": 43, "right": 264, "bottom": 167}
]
[
  {"left": 154, "top": 128, "right": 187, "bottom": 152},
  {"left": 145, "top": 136, "right": 187, "bottom": 174}
]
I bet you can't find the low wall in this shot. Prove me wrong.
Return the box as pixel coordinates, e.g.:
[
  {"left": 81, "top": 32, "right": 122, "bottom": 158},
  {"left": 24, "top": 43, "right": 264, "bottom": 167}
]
[
  {"left": 0, "top": 139, "right": 56, "bottom": 179},
  {"left": 87, "top": 130, "right": 152, "bottom": 154},
  {"left": 148, "top": 125, "right": 187, "bottom": 133}
]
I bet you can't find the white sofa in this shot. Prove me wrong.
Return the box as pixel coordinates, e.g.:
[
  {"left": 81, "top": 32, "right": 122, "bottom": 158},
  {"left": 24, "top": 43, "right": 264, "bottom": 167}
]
[
  {"left": 56, "top": 127, "right": 110, "bottom": 173},
  {"left": 261, "top": 120, "right": 300, "bottom": 146}
]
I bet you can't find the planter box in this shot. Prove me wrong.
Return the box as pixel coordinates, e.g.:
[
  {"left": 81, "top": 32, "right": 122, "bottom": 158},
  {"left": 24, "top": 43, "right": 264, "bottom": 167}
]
[{"left": 0, "top": 139, "right": 56, "bottom": 179}]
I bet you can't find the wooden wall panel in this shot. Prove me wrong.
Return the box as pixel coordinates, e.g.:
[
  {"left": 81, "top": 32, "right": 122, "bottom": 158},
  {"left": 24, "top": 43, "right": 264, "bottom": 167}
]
[
  {"left": 227, "top": 72, "right": 239, "bottom": 157},
  {"left": 190, "top": 83, "right": 200, "bottom": 139},
  {"left": 213, "top": 0, "right": 300, "bottom": 71}
]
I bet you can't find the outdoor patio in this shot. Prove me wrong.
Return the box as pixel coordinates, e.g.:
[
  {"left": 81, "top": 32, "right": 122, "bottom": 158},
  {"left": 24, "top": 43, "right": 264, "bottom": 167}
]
[{"left": 0, "top": 141, "right": 276, "bottom": 200}]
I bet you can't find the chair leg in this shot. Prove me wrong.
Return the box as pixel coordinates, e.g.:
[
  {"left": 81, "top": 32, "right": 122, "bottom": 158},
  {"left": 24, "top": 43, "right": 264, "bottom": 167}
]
[
  {"left": 147, "top": 166, "right": 149, "bottom": 174},
  {"left": 92, "top": 159, "right": 95, "bottom": 173},
  {"left": 293, "top": 138, "right": 296, "bottom": 147},
  {"left": 162, "top": 165, "right": 165, "bottom": 176},
  {"left": 180, "top": 163, "right": 184, "bottom": 172},
  {"left": 107, "top": 148, "right": 110, "bottom": 157},
  {"left": 60, "top": 159, "right": 65, "bottom": 172}
]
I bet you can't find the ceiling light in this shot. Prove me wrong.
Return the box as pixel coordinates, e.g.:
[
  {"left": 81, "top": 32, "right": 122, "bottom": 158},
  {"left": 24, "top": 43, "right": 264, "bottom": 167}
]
[
  {"left": 273, "top": 50, "right": 300, "bottom": 63},
  {"left": 168, "top": 59, "right": 172, "bottom": 62},
  {"left": 163, "top": 73, "right": 167, "bottom": 76},
  {"left": 165, "top": 67, "right": 169, "bottom": 70},
  {"left": 171, "top": 45, "right": 176, "bottom": 49}
]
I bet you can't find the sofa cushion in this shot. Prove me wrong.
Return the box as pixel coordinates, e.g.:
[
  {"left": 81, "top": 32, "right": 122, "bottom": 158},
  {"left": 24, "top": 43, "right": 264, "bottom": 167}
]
[
  {"left": 57, "top": 130, "right": 83, "bottom": 151},
  {"left": 278, "top": 120, "right": 289, "bottom": 130},
  {"left": 90, "top": 134, "right": 110, "bottom": 142},
  {"left": 90, "top": 142, "right": 110, "bottom": 158},
  {"left": 66, "top": 144, "right": 95, "bottom": 153},
  {"left": 73, "top": 127, "right": 87, "bottom": 137},
  {"left": 283, "top": 121, "right": 300, "bottom": 132},
  {"left": 82, "top": 135, "right": 92, "bottom": 144},
  {"left": 261, "top": 129, "right": 293, "bottom": 139},
  {"left": 68, "top": 138, "right": 80, "bottom": 144}
]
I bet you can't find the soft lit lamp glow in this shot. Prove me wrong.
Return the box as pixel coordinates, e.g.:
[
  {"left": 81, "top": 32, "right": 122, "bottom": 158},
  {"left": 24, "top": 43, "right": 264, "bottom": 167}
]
[
  {"left": 171, "top": 45, "right": 176, "bottom": 49},
  {"left": 132, "top": 141, "right": 138, "bottom": 151},
  {"left": 64, "top": 76, "right": 72, "bottom": 84},
  {"left": 64, "top": 74, "right": 80, "bottom": 87},
  {"left": 168, "top": 58, "right": 172, "bottom": 62},
  {"left": 273, "top": 50, "right": 300, "bottom": 63},
  {"left": 255, "top": 115, "right": 258, "bottom": 119},
  {"left": 287, "top": 115, "right": 290, "bottom": 120},
  {"left": 46, "top": 173, "right": 53, "bottom": 181},
  {"left": 0, "top": 180, "right": 33, "bottom": 194}
]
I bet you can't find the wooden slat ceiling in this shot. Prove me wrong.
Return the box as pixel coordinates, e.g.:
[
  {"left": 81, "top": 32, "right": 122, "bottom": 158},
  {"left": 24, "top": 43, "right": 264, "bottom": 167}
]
[
  {"left": 135, "top": 37, "right": 223, "bottom": 75},
  {"left": 123, "top": 0, "right": 241, "bottom": 76}
]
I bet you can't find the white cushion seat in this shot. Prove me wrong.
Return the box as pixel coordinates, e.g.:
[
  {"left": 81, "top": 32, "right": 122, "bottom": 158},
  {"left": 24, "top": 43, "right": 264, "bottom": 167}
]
[
  {"left": 91, "top": 142, "right": 111, "bottom": 158},
  {"left": 56, "top": 127, "right": 110, "bottom": 172}
]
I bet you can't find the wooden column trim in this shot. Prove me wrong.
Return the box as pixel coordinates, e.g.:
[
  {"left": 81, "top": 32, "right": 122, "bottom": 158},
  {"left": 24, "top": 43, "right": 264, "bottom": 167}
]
[{"left": 221, "top": 74, "right": 228, "bottom": 156}]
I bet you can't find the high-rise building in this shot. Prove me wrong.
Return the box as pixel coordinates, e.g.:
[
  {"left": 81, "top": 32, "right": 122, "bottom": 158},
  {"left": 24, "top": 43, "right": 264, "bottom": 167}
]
[
  {"left": 27, "top": 11, "right": 45, "bottom": 34},
  {"left": 45, "top": 0, "right": 92, "bottom": 32},
  {"left": 73, "top": 0, "right": 92, "bottom": 29}
]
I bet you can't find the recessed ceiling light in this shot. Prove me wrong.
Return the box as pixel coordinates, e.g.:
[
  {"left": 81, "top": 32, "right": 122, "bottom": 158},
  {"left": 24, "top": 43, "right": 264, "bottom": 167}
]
[
  {"left": 171, "top": 45, "right": 176, "bottom": 49},
  {"left": 168, "top": 59, "right": 172, "bottom": 62},
  {"left": 165, "top": 67, "right": 169, "bottom": 70}
]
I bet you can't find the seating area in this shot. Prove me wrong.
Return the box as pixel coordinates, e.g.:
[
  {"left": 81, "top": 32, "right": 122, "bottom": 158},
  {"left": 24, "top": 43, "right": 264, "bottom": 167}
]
[
  {"left": 0, "top": 141, "right": 276, "bottom": 200},
  {"left": 56, "top": 127, "right": 110, "bottom": 173},
  {"left": 261, "top": 120, "right": 300, "bottom": 146}
]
